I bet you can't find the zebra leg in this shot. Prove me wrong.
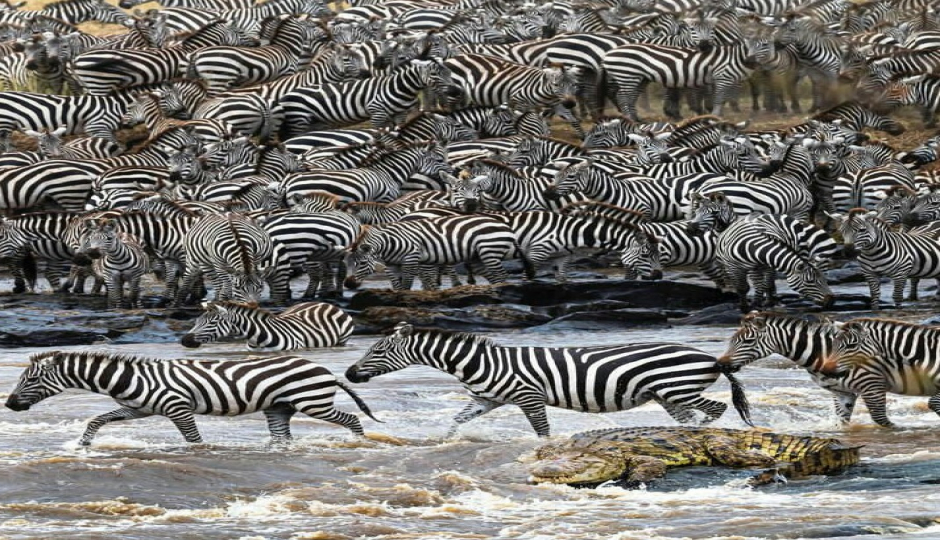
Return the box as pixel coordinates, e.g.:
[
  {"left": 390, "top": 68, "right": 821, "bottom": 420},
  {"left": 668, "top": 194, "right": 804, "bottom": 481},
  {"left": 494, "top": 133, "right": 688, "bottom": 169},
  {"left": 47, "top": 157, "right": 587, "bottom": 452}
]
[
  {"left": 727, "top": 267, "right": 751, "bottom": 313},
  {"left": 127, "top": 275, "right": 143, "bottom": 309},
  {"left": 891, "top": 277, "right": 906, "bottom": 308},
  {"left": 907, "top": 278, "right": 919, "bottom": 302},
  {"left": 163, "top": 261, "right": 182, "bottom": 305},
  {"left": 928, "top": 393, "right": 940, "bottom": 417},
  {"left": 303, "top": 262, "right": 323, "bottom": 298},
  {"left": 417, "top": 265, "right": 440, "bottom": 291},
  {"left": 477, "top": 253, "right": 509, "bottom": 284},
  {"left": 663, "top": 87, "right": 682, "bottom": 120},
  {"left": 79, "top": 407, "right": 152, "bottom": 446},
  {"left": 859, "top": 389, "right": 896, "bottom": 428},
  {"left": 615, "top": 77, "right": 648, "bottom": 121},
  {"left": 105, "top": 274, "right": 124, "bottom": 309},
  {"left": 655, "top": 396, "right": 698, "bottom": 424},
  {"left": 831, "top": 391, "right": 858, "bottom": 424},
  {"left": 700, "top": 260, "right": 727, "bottom": 289},
  {"left": 684, "top": 397, "right": 728, "bottom": 424},
  {"left": 302, "top": 407, "right": 365, "bottom": 437},
  {"left": 446, "top": 397, "right": 504, "bottom": 438},
  {"left": 554, "top": 103, "right": 584, "bottom": 139},
  {"left": 165, "top": 408, "right": 204, "bottom": 443},
  {"left": 263, "top": 404, "right": 295, "bottom": 443},
  {"left": 175, "top": 267, "right": 201, "bottom": 306},
  {"left": 516, "top": 398, "right": 551, "bottom": 437},
  {"left": 864, "top": 273, "right": 882, "bottom": 310}
]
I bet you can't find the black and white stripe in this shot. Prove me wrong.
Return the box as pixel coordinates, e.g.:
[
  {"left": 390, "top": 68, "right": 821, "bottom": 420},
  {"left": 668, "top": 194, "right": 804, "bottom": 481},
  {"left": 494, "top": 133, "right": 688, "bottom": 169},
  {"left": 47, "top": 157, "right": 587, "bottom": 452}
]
[{"left": 345, "top": 322, "right": 752, "bottom": 436}]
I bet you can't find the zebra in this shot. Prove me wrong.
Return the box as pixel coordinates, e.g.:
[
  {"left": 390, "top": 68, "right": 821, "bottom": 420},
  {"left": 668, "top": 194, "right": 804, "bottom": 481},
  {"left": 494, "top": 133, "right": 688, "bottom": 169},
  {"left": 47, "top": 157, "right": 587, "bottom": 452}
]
[
  {"left": 346, "top": 322, "right": 752, "bottom": 437},
  {"left": 878, "top": 74, "right": 940, "bottom": 128},
  {"left": 0, "top": 211, "right": 85, "bottom": 293},
  {"left": 76, "top": 218, "right": 150, "bottom": 309},
  {"left": 712, "top": 212, "right": 834, "bottom": 312},
  {"left": 0, "top": 91, "right": 132, "bottom": 147},
  {"left": 819, "top": 318, "right": 940, "bottom": 428},
  {"left": 718, "top": 311, "right": 859, "bottom": 424},
  {"left": 445, "top": 163, "right": 583, "bottom": 212},
  {"left": 279, "top": 59, "right": 460, "bottom": 136},
  {"left": 280, "top": 143, "right": 451, "bottom": 204},
  {"left": 259, "top": 210, "right": 362, "bottom": 303},
  {"left": 343, "top": 215, "right": 515, "bottom": 290},
  {"left": 187, "top": 15, "right": 327, "bottom": 97},
  {"left": 70, "top": 20, "right": 254, "bottom": 95},
  {"left": 603, "top": 37, "right": 769, "bottom": 120},
  {"left": 177, "top": 213, "right": 275, "bottom": 306},
  {"left": 5, "top": 350, "right": 377, "bottom": 444},
  {"left": 181, "top": 300, "right": 354, "bottom": 350},
  {"left": 21, "top": 127, "right": 122, "bottom": 160},
  {"left": 442, "top": 53, "right": 584, "bottom": 137},
  {"left": 842, "top": 211, "right": 940, "bottom": 309},
  {"left": 831, "top": 163, "right": 917, "bottom": 213}
]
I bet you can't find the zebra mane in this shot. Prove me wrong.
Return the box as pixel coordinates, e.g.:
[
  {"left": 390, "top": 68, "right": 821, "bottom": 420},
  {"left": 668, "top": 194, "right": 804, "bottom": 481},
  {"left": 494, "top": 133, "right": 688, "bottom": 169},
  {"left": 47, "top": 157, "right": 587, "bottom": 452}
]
[
  {"left": 810, "top": 100, "right": 867, "bottom": 121},
  {"left": 407, "top": 327, "right": 499, "bottom": 348},
  {"left": 675, "top": 115, "right": 722, "bottom": 130},
  {"left": 226, "top": 214, "right": 255, "bottom": 273},
  {"left": 559, "top": 200, "right": 647, "bottom": 221},
  {"left": 210, "top": 300, "right": 263, "bottom": 310},
  {"left": 295, "top": 190, "right": 340, "bottom": 207},
  {"left": 844, "top": 317, "right": 940, "bottom": 332},
  {"left": 531, "top": 135, "right": 582, "bottom": 149},
  {"left": 469, "top": 158, "right": 524, "bottom": 178},
  {"left": 130, "top": 192, "right": 201, "bottom": 217},
  {"left": 29, "top": 350, "right": 169, "bottom": 365},
  {"left": 173, "top": 20, "right": 230, "bottom": 46},
  {"left": 743, "top": 310, "right": 838, "bottom": 333},
  {"left": 358, "top": 141, "right": 435, "bottom": 167},
  {"left": 349, "top": 224, "right": 376, "bottom": 250}
]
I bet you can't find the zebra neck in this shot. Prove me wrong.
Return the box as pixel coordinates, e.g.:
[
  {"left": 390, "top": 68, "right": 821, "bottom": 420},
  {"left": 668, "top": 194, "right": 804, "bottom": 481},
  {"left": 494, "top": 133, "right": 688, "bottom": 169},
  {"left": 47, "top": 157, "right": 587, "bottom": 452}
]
[
  {"left": 60, "top": 353, "right": 137, "bottom": 397},
  {"left": 766, "top": 321, "right": 833, "bottom": 369},
  {"left": 231, "top": 308, "right": 273, "bottom": 338}
]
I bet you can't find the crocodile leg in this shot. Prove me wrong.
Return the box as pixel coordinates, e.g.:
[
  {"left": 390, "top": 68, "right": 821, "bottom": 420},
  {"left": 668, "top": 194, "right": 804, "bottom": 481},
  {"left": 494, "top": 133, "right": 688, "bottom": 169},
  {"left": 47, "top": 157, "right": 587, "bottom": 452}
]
[
  {"left": 620, "top": 455, "right": 670, "bottom": 487},
  {"left": 748, "top": 442, "right": 861, "bottom": 486},
  {"left": 702, "top": 434, "right": 776, "bottom": 468}
]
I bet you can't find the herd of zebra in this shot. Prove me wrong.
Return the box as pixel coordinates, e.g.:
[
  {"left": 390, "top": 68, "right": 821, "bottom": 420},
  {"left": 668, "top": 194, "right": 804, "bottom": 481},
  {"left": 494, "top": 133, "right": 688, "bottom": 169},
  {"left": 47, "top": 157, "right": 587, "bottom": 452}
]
[{"left": 2, "top": 0, "right": 940, "bottom": 449}]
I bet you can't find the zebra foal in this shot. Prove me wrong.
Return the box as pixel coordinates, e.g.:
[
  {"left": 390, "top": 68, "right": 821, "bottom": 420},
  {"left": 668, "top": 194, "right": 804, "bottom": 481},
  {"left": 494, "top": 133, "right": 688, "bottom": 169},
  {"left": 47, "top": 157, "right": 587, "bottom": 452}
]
[
  {"left": 182, "top": 301, "right": 354, "bottom": 351},
  {"left": 820, "top": 318, "right": 940, "bottom": 428},
  {"left": 5, "top": 351, "right": 378, "bottom": 445},
  {"left": 346, "top": 322, "right": 752, "bottom": 437}
]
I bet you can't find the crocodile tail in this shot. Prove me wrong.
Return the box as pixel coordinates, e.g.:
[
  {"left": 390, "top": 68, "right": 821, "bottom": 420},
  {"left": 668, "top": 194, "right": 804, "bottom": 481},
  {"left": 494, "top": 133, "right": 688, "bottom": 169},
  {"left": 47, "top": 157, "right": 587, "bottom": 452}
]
[{"left": 722, "top": 368, "right": 754, "bottom": 427}]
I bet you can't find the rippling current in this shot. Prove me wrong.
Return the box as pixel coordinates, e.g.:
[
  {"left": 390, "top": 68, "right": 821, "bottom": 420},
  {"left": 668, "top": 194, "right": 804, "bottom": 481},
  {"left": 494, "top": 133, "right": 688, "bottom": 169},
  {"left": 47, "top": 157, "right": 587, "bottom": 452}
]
[{"left": 1, "top": 325, "right": 939, "bottom": 540}]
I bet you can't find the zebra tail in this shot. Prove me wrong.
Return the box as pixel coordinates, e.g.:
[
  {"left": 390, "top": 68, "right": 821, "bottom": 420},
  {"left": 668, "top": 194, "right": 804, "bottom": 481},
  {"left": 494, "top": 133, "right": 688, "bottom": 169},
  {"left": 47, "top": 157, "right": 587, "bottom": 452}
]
[
  {"left": 514, "top": 239, "right": 536, "bottom": 280},
  {"left": 22, "top": 251, "right": 38, "bottom": 292},
  {"left": 720, "top": 366, "right": 754, "bottom": 427},
  {"left": 336, "top": 379, "right": 383, "bottom": 423}
]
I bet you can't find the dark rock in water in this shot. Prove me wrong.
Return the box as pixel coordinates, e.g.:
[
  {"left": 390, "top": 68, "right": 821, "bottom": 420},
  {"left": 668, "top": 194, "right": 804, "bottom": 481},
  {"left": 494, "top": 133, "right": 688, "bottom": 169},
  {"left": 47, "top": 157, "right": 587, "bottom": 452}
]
[
  {"left": 522, "top": 308, "right": 668, "bottom": 333},
  {"left": 355, "top": 304, "right": 551, "bottom": 331},
  {"left": 827, "top": 294, "right": 871, "bottom": 312},
  {"left": 542, "top": 300, "right": 636, "bottom": 318},
  {"left": 498, "top": 280, "right": 734, "bottom": 309},
  {"left": 825, "top": 267, "right": 865, "bottom": 284},
  {"left": 921, "top": 314, "right": 940, "bottom": 325},
  {"left": 1, "top": 327, "right": 113, "bottom": 347},
  {"left": 348, "top": 286, "right": 505, "bottom": 311},
  {"left": 672, "top": 303, "right": 743, "bottom": 326}
]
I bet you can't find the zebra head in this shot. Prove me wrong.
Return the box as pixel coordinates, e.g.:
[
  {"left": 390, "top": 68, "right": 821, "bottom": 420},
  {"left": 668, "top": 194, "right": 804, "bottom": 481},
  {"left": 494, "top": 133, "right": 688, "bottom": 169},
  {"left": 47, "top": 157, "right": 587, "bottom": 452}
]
[
  {"left": 682, "top": 14, "right": 718, "bottom": 52},
  {"left": 288, "top": 191, "right": 339, "bottom": 213},
  {"left": 819, "top": 323, "right": 873, "bottom": 378},
  {"left": 827, "top": 208, "right": 869, "bottom": 258},
  {"left": 345, "top": 321, "right": 415, "bottom": 383},
  {"left": 330, "top": 43, "right": 371, "bottom": 80},
  {"left": 181, "top": 302, "right": 237, "bottom": 348},
  {"left": 0, "top": 218, "right": 29, "bottom": 259},
  {"left": 343, "top": 228, "right": 383, "bottom": 289},
  {"left": 167, "top": 145, "right": 206, "bottom": 185},
  {"left": 852, "top": 212, "right": 889, "bottom": 254},
  {"left": 481, "top": 105, "right": 517, "bottom": 138},
  {"left": 543, "top": 64, "right": 582, "bottom": 110},
  {"left": 429, "top": 113, "right": 477, "bottom": 143},
  {"left": 514, "top": 110, "right": 551, "bottom": 137},
  {"left": 718, "top": 311, "right": 774, "bottom": 370},
  {"left": 803, "top": 136, "right": 846, "bottom": 178},
  {"left": 21, "top": 126, "right": 67, "bottom": 158},
  {"left": 230, "top": 271, "right": 266, "bottom": 304},
  {"left": 79, "top": 218, "right": 120, "bottom": 260},
  {"left": 907, "top": 187, "right": 940, "bottom": 226},
  {"left": 784, "top": 256, "right": 834, "bottom": 309},
  {"left": 120, "top": 93, "right": 155, "bottom": 129},
  {"left": 583, "top": 118, "right": 629, "bottom": 149},
  {"left": 874, "top": 186, "right": 916, "bottom": 227},
  {"left": 620, "top": 230, "right": 664, "bottom": 281},
  {"left": 626, "top": 131, "right": 674, "bottom": 165},
  {"left": 442, "top": 171, "right": 488, "bottom": 213},
  {"left": 543, "top": 159, "right": 591, "bottom": 200},
  {"left": 5, "top": 353, "right": 67, "bottom": 412},
  {"left": 685, "top": 192, "right": 735, "bottom": 235},
  {"left": 415, "top": 142, "right": 453, "bottom": 180}
]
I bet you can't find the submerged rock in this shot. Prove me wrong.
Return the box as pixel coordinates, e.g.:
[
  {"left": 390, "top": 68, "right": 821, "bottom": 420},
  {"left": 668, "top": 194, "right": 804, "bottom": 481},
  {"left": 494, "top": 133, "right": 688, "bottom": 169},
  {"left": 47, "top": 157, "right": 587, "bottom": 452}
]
[{"left": 522, "top": 308, "right": 669, "bottom": 333}]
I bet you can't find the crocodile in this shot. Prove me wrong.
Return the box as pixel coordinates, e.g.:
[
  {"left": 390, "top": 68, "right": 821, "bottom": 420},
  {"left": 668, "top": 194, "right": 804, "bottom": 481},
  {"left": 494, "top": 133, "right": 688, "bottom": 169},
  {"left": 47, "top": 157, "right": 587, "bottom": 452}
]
[{"left": 528, "top": 426, "right": 860, "bottom": 488}]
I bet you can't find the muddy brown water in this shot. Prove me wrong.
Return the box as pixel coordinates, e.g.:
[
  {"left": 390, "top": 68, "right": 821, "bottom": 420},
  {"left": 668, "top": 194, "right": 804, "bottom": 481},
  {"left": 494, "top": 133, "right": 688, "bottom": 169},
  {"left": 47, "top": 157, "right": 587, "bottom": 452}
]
[{"left": 1, "top": 322, "right": 939, "bottom": 540}]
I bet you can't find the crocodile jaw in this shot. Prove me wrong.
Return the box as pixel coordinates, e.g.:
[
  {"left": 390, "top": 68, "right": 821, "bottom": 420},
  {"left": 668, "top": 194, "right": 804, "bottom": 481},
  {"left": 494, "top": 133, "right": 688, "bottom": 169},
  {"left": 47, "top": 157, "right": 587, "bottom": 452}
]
[{"left": 528, "top": 446, "right": 627, "bottom": 485}]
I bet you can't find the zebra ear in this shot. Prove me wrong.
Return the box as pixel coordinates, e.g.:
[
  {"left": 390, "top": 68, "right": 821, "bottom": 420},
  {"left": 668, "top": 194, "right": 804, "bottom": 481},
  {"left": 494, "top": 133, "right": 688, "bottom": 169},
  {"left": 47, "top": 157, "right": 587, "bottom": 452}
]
[
  {"left": 201, "top": 301, "right": 212, "bottom": 311},
  {"left": 53, "top": 126, "right": 67, "bottom": 137},
  {"left": 393, "top": 321, "right": 413, "bottom": 337},
  {"left": 440, "top": 171, "right": 459, "bottom": 186},
  {"left": 83, "top": 219, "right": 99, "bottom": 231},
  {"left": 215, "top": 304, "right": 229, "bottom": 315}
]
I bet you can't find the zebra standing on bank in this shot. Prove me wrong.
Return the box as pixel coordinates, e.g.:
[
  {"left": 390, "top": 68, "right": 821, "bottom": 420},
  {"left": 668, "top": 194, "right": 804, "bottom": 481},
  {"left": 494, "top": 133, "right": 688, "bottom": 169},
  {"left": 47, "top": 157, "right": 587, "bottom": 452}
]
[
  {"left": 820, "top": 318, "right": 940, "bottom": 427},
  {"left": 344, "top": 215, "right": 516, "bottom": 290},
  {"left": 5, "top": 350, "right": 378, "bottom": 445},
  {"left": 181, "top": 301, "right": 354, "bottom": 350},
  {"left": 346, "top": 322, "right": 752, "bottom": 437},
  {"left": 718, "top": 311, "right": 859, "bottom": 423},
  {"left": 177, "top": 213, "right": 275, "bottom": 306},
  {"left": 77, "top": 218, "right": 150, "bottom": 309}
]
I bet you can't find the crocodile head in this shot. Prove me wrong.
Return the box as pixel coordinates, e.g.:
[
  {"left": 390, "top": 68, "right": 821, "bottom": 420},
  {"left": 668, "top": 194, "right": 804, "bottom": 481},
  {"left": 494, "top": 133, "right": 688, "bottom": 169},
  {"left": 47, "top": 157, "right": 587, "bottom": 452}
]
[{"left": 528, "top": 439, "right": 629, "bottom": 485}]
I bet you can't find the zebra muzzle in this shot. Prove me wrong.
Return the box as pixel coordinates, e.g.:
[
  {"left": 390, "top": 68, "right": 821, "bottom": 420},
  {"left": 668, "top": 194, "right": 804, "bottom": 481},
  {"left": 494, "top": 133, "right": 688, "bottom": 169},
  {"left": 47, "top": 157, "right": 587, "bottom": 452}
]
[
  {"left": 4, "top": 395, "right": 29, "bottom": 411},
  {"left": 180, "top": 334, "right": 202, "bottom": 349},
  {"left": 72, "top": 253, "right": 94, "bottom": 265},
  {"left": 344, "top": 366, "right": 370, "bottom": 383},
  {"left": 344, "top": 277, "right": 361, "bottom": 290},
  {"left": 643, "top": 270, "right": 663, "bottom": 281}
]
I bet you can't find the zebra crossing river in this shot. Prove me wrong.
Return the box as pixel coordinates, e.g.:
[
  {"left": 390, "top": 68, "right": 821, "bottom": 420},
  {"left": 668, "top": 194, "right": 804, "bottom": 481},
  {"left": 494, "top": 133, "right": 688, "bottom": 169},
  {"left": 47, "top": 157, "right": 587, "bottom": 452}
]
[{"left": 0, "top": 326, "right": 938, "bottom": 540}]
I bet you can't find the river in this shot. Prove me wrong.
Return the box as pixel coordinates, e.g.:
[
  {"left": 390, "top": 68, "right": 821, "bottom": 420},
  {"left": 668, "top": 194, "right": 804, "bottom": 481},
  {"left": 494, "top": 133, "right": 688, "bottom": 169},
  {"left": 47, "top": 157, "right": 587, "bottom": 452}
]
[{"left": 1, "top": 324, "right": 939, "bottom": 540}]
